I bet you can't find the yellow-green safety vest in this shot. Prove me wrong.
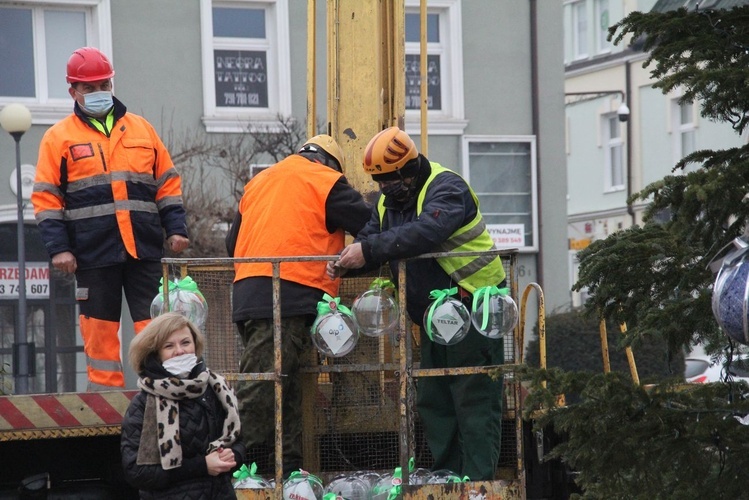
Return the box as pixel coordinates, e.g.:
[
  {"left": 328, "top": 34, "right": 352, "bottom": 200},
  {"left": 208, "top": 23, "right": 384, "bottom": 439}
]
[{"left": 377, "top": 162, "right": 505, "bottom": 293}]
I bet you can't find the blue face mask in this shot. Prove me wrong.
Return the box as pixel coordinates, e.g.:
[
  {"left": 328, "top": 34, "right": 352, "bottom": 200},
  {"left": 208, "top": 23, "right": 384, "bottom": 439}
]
[{"left": 79, "top": 90, "right": 113, "bottom": 117}]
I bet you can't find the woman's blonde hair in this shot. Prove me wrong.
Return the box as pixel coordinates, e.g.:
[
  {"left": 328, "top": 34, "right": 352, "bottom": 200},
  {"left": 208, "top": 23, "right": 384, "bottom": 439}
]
[{"left": 128, "top": 312, "right": 205, "bottom": 374}]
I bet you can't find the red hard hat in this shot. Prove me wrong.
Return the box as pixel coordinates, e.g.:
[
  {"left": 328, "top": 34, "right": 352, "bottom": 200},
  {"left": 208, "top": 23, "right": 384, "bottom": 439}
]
[{"left": 66, "top": 47, "right": 115, "bottom": 83}]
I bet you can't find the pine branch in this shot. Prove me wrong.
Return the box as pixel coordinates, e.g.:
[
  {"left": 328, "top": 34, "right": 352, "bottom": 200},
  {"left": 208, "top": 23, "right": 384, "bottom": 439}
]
[
  {"left": 612, "top": 6, "right": 749, "bottom": 133},
  {"left": 523, "top": 369, "right": 749, "bottom": 499}
]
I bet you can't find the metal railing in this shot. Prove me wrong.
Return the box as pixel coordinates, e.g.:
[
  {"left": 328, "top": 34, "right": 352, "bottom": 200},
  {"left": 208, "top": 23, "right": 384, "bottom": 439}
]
[{"left": 160, "top": 248, "right": 525, "bottom": 499}]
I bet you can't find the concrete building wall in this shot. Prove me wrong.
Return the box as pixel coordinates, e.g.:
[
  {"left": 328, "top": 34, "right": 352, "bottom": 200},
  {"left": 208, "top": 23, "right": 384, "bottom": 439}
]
[
  {"left": 534, "top": 0, "right": 569, "bottom": 313},
  {"left": 111, "top": 0, "right": 205, "bottom": 132}
]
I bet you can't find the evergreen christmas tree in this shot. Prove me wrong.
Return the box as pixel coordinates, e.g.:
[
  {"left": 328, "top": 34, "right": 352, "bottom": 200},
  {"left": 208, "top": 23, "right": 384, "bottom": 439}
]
[{"left": 523, "top": 5, "right": 749, "bottom": 498}]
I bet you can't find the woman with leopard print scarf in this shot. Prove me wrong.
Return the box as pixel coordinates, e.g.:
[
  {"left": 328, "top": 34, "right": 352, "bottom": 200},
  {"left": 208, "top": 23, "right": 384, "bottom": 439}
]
[{"left": 121, "top": 312, "right": 246, "bottom": 499}]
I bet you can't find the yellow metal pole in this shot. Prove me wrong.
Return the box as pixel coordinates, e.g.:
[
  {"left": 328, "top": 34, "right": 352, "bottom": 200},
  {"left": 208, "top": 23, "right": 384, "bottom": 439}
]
[
  {"left": 307, "top": 0, "right": 317, "bottom": 138},
  {"left": 397, "top": 260, "right": 411, "bottom": 485},
  {"left": 620, "top": 322, "right": 640, "bottom": 385},
  {"left": 272, "top": 262, "right": 283, "bottom": 494},
  {"left": 327, "top": 0, "right": 340, "bottom": 136},
  {"left": 326, "top": 0, "right": 404, "bottom": 195},
  {"left": 520, "top": 283, "right": 545, "bottom": 387},
  {"left": 599, "top": 318, "right": 611, "bottom": 373},
  {"left": 419, "top": 0, "right": 428, "bottom": 155},
  {"left": 383, "top": 0, "right": 394, "bottom": 128},
  {"left": 161, "top": 263, "right": 170, "bottom": 311},
  {"left": 392, "top": 1, "right": 406, "bottom": 129}
]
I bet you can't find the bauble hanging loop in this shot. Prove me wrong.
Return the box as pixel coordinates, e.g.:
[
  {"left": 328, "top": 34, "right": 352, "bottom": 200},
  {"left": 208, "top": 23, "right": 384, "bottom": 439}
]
[
  {"left": 423, "top": 287, "right": 470, "bottom": 345},
  {"left": 352, "top": 278, "right": 400, "bottom": 337},
  {"left": 150, "top": 276, "right": 208, "bottom": 329},
  {"left": 311, "top": 293, "right": 358, "bottom": 357},
  {"left": 233, "top": 462, "right": 272, "bottom": 490},
  {"left": 283, "top": 469, "right": 324, "bottom": 500},
  {"left": 470, "top": 286, "right": 518, "bottom": 339},
  {"left": 323, "top": 474, "right": 370, "bottom": 500}
]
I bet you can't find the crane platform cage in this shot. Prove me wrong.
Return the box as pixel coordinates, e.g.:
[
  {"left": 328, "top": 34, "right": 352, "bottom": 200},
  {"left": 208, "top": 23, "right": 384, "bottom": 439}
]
[{"left": 159, "top": 249, "right": 525, "bottom": 498}]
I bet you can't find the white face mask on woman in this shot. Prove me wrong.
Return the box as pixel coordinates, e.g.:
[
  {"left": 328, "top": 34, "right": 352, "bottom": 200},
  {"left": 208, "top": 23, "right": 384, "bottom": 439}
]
[{"left": 162, "top": 353, "right": 198, "bottom": 378}]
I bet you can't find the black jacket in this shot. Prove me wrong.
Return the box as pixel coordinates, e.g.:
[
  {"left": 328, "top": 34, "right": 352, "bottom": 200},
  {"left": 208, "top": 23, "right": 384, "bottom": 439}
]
[
  {"left": 121, "top": 359, "right": 245, "bottom": 499},
  {"left": 356, "top": 155, "right": 479, "bottom": 325}
]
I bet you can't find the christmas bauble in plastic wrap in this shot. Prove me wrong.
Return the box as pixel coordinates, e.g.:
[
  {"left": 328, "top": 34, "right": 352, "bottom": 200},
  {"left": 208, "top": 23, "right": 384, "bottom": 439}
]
[
  {"left": 283, "top": 470, "right": 323, "bottom": 500},
  {"left": 352, "top": 279, "right": 399, "bottom": 337},
  {"left": 470, "top": 286, "right": 518, "bottom": 339},
  {"left": 234, "top": 475, "right": 271, "bottom": 490},
  {"left": 311, "top": 295, "right": 358, "bottom": 358},
  {"left": 409, "top": 468, "right": 432, "bottom": 485},
  {"left": 423, "top": 289, "right": 471, "bottom": 346},
  {"left": 324, "top": 474, "right": 370, "bottom": 500},
  {"left": 352, "top": 470, "right": 381, "bottom": 491},
  {"left": 369, "top": 473, "right": 401, "bottom": 500},
  {"left": 712, "top": 238, "right": 749, "bottom": 345},
  {"left": 427, "top": 469, "right": 465, "bottom": 484},
  {"left": 150, "top": 276, "right": 208, "bottom": 329},
  {"left": 233, "top": 463, "right": 272, "bottom": 490}
]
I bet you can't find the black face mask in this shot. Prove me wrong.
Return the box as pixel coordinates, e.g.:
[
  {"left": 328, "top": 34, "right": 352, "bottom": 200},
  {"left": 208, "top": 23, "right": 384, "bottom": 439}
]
[{"left": 381, "top": 181, "right": 411, "bottom": 203}]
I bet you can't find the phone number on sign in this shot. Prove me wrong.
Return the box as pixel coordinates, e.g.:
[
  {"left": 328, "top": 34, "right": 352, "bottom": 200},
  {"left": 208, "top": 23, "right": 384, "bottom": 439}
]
[{"left": 0, "top": 263, "right": 50, "bottom": 299}]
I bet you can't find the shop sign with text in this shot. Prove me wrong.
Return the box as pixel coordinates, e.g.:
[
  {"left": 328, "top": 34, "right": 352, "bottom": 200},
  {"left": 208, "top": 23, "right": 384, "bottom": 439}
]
[
  {"left": 488, "top": 224, "right": 525, "bottom": 248},
  {"left": 0, "top": 262, "right": 50, "bottom": 299}
]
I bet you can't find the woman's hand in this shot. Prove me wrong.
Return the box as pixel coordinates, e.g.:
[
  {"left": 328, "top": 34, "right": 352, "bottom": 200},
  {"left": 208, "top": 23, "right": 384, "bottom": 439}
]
[
  {"left": 205, "top": 448, "right": 237, "bottom": 476},
  {"left": 218, "top": 447, "right": 235, "bottom": 462}
]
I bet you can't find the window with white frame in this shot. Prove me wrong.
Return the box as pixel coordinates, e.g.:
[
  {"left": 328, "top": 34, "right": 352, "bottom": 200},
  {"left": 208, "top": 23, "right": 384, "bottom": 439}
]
[
  {"left": 404, "top": 0, "right": 466, "bottom": 135},
  {"left": 200, "top": 0, "right": 290, "bottom": 133},
  {"left": 566, "top": 0, "right": 618, "bottom": 62},
  {"left": 675, "top": 100, "right": 696, "bottom": 160},
  {"left": 405, "top": 12, "right": 440, "bottom": 111},
  {"left": 603, "top": 114, "right": 624, "bottom": 191},
  {"left": 571, "top": 0, "right": 588, "bottom": 60},
  {"left": 462, "top": 136, "right": 538, "bottom": 252},
  {"left": 595, "top": 0, "right": 611, "bottom": 53},
  {"left": 0, "top": 0, "right": 111, "bottom": 124}
]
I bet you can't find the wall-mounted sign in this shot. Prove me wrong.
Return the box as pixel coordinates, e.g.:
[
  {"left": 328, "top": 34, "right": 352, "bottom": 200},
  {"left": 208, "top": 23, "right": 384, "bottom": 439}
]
[
  {"left": 405, "top": 54, "right": 441, "bottom": 110},
  {"left": 488, "top": 224, "right": 525, "bottom": 248},
  {"left": 569, "top": 238, "right": 592, "bottom": 250},
  {"left": 214, "top": 50, "right": 268, "bottom": 108},
  {"left": 0, "top": 262, "right": 50, "bottom": 299}
]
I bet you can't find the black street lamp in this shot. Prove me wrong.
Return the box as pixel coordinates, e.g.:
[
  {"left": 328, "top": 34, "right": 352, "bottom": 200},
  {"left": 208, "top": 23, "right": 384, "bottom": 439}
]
[{"left": 0, "top": 103, "right": 33, "bottom": 395}]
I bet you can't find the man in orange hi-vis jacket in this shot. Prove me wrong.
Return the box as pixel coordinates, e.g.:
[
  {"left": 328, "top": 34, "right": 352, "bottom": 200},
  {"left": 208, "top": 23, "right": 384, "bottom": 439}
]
[{"left": 32, "top": 47, "right": 189, "bottom": 390}]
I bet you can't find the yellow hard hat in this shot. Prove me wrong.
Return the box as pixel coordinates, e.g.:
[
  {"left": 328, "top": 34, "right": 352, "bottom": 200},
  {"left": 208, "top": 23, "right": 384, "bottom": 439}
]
[
  {"left": 299, "top": 134, "right": 345, "bottom": 171},
  {"left": 362, "top": 127, "right": 418, "bottom": 175}
]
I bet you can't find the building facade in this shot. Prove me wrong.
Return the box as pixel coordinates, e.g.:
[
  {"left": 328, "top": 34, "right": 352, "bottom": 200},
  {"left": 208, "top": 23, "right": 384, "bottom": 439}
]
[
  {"left": 564, "top": 0, "right": 748, "bottom": 306},
  {"left": 0, "top": 0, "right": 567, "bottom": 392}
]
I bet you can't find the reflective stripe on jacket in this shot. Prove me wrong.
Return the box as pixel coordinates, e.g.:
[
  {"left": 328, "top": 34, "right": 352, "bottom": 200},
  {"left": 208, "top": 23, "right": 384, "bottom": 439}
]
[
  {"left": 32, "top": 98, "right": 187, "bottom": 269},
  {"left": 377, "top": 162, "right": 505, "bottom": 293},
  {"left": 232, "top": 154, "right": 345, "bottom": 297}
]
